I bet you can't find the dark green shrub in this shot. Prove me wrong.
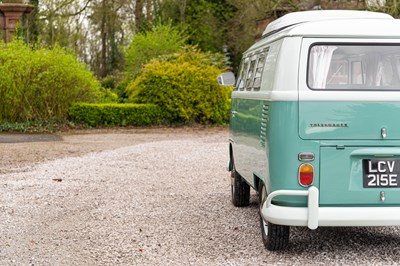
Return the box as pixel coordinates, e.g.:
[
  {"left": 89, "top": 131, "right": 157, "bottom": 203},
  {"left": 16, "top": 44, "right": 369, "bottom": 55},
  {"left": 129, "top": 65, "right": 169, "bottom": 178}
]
[
  {"left": 126, "top": 48, "right": 232, "bottom": 124},
  {"left": 100, "top": 72, "right": 127, "bottom": 103},
  {"left": 68, "top": 103, "right": 167, "bottom": 127},
  {"left": 0, "top": 39, "right": 101, "bottom": 122},
  {"left": 0, "top": 119, "right": 70, "bottom": 133}
]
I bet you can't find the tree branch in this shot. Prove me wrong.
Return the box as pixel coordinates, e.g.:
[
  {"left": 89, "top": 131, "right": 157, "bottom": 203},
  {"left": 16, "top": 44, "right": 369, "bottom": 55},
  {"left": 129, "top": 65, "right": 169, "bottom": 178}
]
[{"left": 61, "top": 0, "right": 93, "bottom": 17}]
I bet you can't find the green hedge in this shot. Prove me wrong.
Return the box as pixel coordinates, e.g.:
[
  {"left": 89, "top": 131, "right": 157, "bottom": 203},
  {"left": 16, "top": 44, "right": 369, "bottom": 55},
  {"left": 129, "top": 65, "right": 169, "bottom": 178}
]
[{"left": 68, "top": 103, "right": 167, "bottom": 127}]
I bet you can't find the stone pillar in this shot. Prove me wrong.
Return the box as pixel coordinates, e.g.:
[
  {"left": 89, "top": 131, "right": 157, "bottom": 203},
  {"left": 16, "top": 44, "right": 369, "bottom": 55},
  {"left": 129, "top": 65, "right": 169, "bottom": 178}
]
[{"left": 0, "top": 1, "right": 33, "bottom": 42}]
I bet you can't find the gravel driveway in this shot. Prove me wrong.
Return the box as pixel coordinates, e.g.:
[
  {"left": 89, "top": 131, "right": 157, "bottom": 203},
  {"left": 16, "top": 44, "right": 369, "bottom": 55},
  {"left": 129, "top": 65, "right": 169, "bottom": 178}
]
[{"left": 1, "top": 128, "right": 400, "bottom": 265}]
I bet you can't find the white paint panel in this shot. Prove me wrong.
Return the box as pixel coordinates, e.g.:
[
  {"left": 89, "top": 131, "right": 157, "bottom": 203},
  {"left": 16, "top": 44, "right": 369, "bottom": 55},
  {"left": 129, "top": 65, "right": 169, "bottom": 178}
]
[
  {"left": 289, "top": 19, "right": 400, "bottom": 38},
  {"left": 231, "top": 91, "right": 298, "bottom": 101},
  {"left": 299, "top": 90, "right": 400, "bottom": 102},
  {"left": 263, "top": 10, "right": 393, "bottom": 37}
]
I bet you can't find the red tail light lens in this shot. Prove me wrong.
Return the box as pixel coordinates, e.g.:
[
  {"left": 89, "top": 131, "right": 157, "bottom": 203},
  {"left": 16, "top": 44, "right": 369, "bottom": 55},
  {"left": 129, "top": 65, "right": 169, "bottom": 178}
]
[{"left": 299, "top": 163, "right": 314, "bottom": 187}]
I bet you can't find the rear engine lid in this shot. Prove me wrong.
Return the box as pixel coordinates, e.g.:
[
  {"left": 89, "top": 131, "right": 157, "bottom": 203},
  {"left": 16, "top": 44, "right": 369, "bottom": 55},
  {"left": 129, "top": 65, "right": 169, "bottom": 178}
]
[
  {"left": 299, "top": 102, "right": 400, "bottom": 140},
  {"left": 320, "top": 146, "right": 400, "bottom": 206}
]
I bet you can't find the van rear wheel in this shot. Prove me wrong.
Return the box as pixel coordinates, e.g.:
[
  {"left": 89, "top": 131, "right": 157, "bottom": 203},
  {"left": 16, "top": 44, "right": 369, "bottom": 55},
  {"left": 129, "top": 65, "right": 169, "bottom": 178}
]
[
  {"left": 259, "top": 181, "right": 289, "bottom": 251},
  {"left": 231, "top": 164, "right": 250, "bottom": 207}
]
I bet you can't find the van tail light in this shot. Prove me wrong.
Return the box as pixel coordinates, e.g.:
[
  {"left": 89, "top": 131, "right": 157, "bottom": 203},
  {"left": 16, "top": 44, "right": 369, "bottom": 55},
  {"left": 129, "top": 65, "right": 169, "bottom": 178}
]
[{"left": 299, "top": 163, "right": 314, "bottom": 187}]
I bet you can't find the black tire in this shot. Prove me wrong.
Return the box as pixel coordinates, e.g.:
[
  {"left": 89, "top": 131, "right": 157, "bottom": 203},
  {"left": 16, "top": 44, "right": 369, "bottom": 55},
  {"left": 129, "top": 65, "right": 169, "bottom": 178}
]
[
  {"left": 259, "top": 180, "right": 290, "bottom": 251},
  {"left": 231, "top": 164, "right": 250, "bottom": 207}
]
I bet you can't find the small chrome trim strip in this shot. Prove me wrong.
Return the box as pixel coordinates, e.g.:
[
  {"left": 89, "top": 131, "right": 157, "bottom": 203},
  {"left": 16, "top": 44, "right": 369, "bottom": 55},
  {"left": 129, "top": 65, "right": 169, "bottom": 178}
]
[{"left": 298, "top": 152, "right": 315, "bottom": 161}]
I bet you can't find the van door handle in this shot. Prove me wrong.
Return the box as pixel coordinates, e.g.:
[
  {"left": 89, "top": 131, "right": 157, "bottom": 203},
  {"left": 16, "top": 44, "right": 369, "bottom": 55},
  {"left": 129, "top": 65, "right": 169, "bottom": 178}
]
[
  {"left": 381, "top": 127, "right": 387, "bottom": 139},
  {"left": 231, "top": 111, "right": 238, "bottom": 117}
]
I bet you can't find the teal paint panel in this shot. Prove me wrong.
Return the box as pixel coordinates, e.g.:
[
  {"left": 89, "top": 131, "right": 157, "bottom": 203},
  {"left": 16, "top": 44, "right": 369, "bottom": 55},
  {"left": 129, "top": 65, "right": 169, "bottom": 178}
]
[
  {"left": 320, "top": 146, "right": 400, "bottom": 206},
  {"left": 230, "top": 99, "right": 322, "bottom": 206},
  {"left": 230, "top": 97, "right": 267, "bottom": 186},
  {"left": 299, "top": 102, "right": 400, "bottom": 140}
]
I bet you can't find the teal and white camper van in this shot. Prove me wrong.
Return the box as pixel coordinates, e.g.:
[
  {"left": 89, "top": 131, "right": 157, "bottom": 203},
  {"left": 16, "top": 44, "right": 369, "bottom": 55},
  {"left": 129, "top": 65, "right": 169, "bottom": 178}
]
[{"left": 219, "top": 10, "right": 400, "bottom": 250}]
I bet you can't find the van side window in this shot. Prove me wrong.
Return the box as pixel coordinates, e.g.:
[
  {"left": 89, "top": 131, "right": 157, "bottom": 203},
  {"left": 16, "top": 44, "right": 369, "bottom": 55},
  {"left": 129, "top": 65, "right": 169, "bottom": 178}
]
[
  {"left": 263, "top": 42, "right": 281, "bottom": 91},
  {"left": 236, "top": 57, "right": 249, "bottom": 91},
  {"left": 308, "top": 44, "right": 400, "bottom": 90},
  {"left": 246, "top": 56, "right": 257, "bottom": 90},
  {"left": 253, "top": 48, "right": 269, "bottom": 91},
  {"left": 235, "top": 47, "right": 273, "bottom": 92}
]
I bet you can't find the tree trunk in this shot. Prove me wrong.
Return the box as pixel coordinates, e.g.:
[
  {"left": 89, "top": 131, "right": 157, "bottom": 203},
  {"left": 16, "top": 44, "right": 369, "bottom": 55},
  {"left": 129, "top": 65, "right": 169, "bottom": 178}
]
[
  {"left": 100, "top": 0, "right": 107, "bottom": 78},
  {"left": 27, "top": 0, "right": 39, "bottom": 43},
  {"left": 146, "top": 0, "right": 153, "bottom": 22},
  {"left": 135, "top": 0, "right": 144, "bottom": 32},
  {"left": 179, "top": 0, "right": 187, "bottom": 24}
]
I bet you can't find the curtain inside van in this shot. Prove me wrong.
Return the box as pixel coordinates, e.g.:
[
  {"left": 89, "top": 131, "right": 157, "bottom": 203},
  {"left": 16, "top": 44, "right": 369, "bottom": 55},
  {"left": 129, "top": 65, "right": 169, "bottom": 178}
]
[
  {"left": 362, "top": 54, "right": 383, "bottom": 86},
  {"left": 309, "top": 46, "right": 337, "bottom": 88}
]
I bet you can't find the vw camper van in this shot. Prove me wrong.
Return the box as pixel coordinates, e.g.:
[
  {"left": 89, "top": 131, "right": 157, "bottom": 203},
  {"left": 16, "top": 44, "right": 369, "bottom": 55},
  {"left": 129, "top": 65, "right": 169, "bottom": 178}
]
[{"left": 219, "top": 10, "right": 400, "bottom": 250}]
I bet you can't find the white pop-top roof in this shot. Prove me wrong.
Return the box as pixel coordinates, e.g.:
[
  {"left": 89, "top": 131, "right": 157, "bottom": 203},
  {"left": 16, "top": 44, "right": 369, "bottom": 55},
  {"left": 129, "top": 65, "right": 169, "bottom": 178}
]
[{"left": 262, "top": 10, "right": 393, "bottom": 37}]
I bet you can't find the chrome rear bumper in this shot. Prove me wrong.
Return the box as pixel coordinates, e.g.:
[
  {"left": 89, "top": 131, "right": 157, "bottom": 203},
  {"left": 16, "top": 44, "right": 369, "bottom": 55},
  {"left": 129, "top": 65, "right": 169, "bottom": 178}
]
[{"left": 262, "top": 186, "right": 400, "bottom": 229}]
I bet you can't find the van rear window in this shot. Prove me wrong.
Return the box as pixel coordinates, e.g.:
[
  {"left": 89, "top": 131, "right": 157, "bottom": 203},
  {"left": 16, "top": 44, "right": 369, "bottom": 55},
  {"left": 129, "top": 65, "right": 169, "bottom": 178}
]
[{"left": 308, "top": 44, "right": 400, "bottom": 90}]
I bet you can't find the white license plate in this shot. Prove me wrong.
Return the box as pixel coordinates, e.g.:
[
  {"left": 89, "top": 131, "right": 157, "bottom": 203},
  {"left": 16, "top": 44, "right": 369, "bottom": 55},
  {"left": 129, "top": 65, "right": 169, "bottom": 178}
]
[{"left": 363, "top": 159, "right": 400, "bottom": 188}]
